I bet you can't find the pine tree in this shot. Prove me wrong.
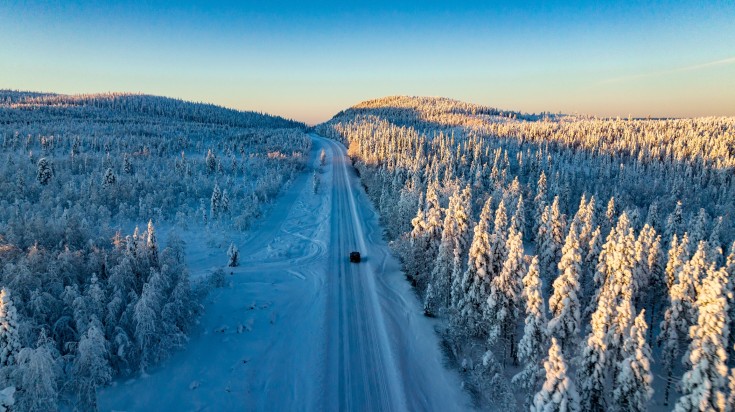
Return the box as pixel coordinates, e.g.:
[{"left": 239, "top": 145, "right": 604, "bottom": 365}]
[
  {"left": 426, "top": 185, "right": 472, "bottom": 317},
  {"left": 578, "top": 287, "right": 611, "bottom": 412},
  {"left": 227, "top": 243, "right": 239, "bottom": 267},
  {"left": 665, "top": 200, "right": 684, "bottom": 241},
  {"left": 123, "top": 153, "right": 133, "bottom": 174},
  {"left": 604, "top": 197, "right": 618, "bottom": 236},
  {"left": 689, "top": 208, "right": 709, "bottom": 247},
  {"left": 205, "top": 149, "right": 217, "bottom": 174},
  {"left": 456, "top": 197, "right": 493, "bottom": 337},
  {"left": 134, "top": 279, "right": 161, "bottom": 373},
  {"left": 548, "top": 222, "right": 582, "bottom": 357},
  {"left": 417, "top": 182, "right": 444, "bottom": 291},
  {"left": 726, "top": 242, "right": 735, "bottom": 364},
  {"left": 73, "top": 318, "right": 112, "bottom": 411},
  {"left": 536, "top": 204, "right": 552, "bottom": 281},
  {"left": 612, "top": 310, "right": 653, "bottom": 412},
  {"left": 103, "top": 167, "right": 116, "bottom": 188},
  {"left": 531, "top": 337, "right": 580, "bottom": 412},
  {"left": 490, "top": 199, "right": 508, "bottom": 278},
  {"left": 146, "top": 219, "right": 158, "bottom": 267},
  {"left": 582, "top": 225, "right": 603, "bottom": 302},
  {"left": 708, "top": 216, "right": 724, "bottom": 266},
  {"left": 14, "top": 330, "right": 60, "bottom": 412},
  {"left": 659, "top": 237, "right": 703, "bottom": 406},
  {"left": 0, "top": 288, "right": 20, "bottom": 371},
  {"left": 665, "top": 233, "right": 689, "bottom": 289},
  {"left": 512, "top": 194, "right": 526, "bottom": 240},
  {"left": 645, "top": 234, "right": 666, "bottom": 346},
  {"left": 36, "top": 157, "right": 53, "bottom": 185},
  {"left": 537, "top": 197, "right": 566, "bottom": 288},
  {"left": 486, "top": 224, "right": 524, "bottom": 364},
  {"left": 210, "top": 183, "right": 222, "bottom": 220},
  {"left": 675, "top": 266, "right": 729, "bottom": 412},
  {"left": 449, "top": 186, "right": 473, "bottom": 311},
  {"left": 406, "top": 196, "right": 427, "bottom": 286},
  {"left": 513, "top": 257, "right": 548, "bottom": 407},
  {"left": 221, "top": 189, "right": 230, "bottom": 215},
  {"left": 532, "top": 171, "right": 548, "bottom": 241}
]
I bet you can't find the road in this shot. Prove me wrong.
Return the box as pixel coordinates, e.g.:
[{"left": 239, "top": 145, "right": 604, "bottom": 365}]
[
  {"left": 99, "top": 134, "right": 468, "bottom": 411},
  {"left": 319, "top": 135, "right": 468, "bottom": 412}
]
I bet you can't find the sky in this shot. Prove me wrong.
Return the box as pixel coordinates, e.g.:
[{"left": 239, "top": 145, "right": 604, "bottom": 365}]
[{"left": 1, "top": 0, "right": 734, "bottom": 124}]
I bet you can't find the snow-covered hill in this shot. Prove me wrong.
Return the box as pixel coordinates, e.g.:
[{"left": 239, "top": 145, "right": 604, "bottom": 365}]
[
  {"left": 317, "top": 96, "right": 735, "bottom": 410},
  {"left": 0, "top": 91, "right": 309, "bottom": 410}
]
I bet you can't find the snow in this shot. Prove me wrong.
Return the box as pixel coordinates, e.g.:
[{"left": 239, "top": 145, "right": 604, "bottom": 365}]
[{"left": 98, "top": 134, "right": 470, "bottom": 411}]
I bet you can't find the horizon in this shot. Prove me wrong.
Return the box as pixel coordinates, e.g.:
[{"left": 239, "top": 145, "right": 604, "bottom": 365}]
[{"left": 1, "top": 1, "right": 734, "bottom": 123}]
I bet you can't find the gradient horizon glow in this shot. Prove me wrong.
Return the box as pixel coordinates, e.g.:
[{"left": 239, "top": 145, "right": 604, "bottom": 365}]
[{"left": 1, "top": 0, "right": 733, "bottom": 124}]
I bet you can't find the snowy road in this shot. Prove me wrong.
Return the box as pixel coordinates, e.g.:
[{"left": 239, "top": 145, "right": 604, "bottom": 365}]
[{"left": 99, "top": 134, "right": 469, "bottom": 411}]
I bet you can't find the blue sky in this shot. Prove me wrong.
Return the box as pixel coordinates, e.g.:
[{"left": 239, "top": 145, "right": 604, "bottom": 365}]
[{"left": 1, "top": 0, "right": 733, "bottom": 123}]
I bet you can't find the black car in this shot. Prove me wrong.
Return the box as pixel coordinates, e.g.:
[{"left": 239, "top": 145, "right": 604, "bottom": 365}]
[{"left": 349, "top": 251, "right": 361, "bottom": 263}]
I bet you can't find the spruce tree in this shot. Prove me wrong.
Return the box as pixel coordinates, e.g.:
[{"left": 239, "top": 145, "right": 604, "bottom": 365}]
[
  {"left": 211, "top": 183, "right": 222, "bottom": 220},
  {"left": 486, "top": 224, "right": 524, "bottom": 364},
  {"left": 490, "top": 198, "right": 508, "bottom": 278},
  {"left": 675, "top": 266, "right": 729, "bottom": 412},
  {"left": 548, "top": 222, "right": 582, "bottom": 357},
  {"left": 14, "top": 330, "right": 60, "bottom": 412},
  {"left": 612, "top": 310, "right": 653, "bottom": 412},
  {"left": 0, "top": 288, "right": 21, "bottom": 370},
  {"left": 227, "top": 243, "right": 239, "bottom": 267},
  {"left": 578, "top": 288, "right": 611, "bottom": 412},
  {"left": 36, "top": 157, "right": 53, "bottom": 185},
  {"left": 456, "top": 197, "right": 493, "bottom": 337},
  {"left": 659, "top": 237, "right": 703, "bottom": 405},
  {"left": 73, "top": 318, "right": 112, "bottom": 411},
  {"left": 531, "top": 337, "right": 580, "bottom": 412},
  {"left": 513, "top": 256, "right": 548, "bottom": 407}
]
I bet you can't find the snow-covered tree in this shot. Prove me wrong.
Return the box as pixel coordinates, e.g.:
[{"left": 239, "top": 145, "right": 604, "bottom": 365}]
[
  {"left": 413, "top": 182, "right": 443, "bottom": 291},
  {"left": 532, "top": 171, "right": 548, "bottom": 241},
  {"left": 455, "top": 197, "right": 493, "bottom": 337},
  {"left": 548, "top": 222, "right": 582, "bottom": 357},
  {"left": 134, "top": 278, "right": 161, "bottom": 373},
  {"left": 612, "top": 310, "right": 653, "bottom": 412},
  {"left": 665, "top": 200, "right": 684, "bottom": 241},
  {"left": 0, "top": 386, "right": 14, "bottom": 412},
  {"left": 14, "top": 330, "right": 60, "bottom": 412},
  {"left": 205, "top": 149, "right": 217, "bottom": 174},
  {"left": 531, "top": 337, "right": 579, "bottom": 412},
  {"left": 513, "top": 256, "right": 548, "bottom": 407},
  {"left": 666, "top": 233, "right": 690, "bottom": 289},
  {"left": 486, "top": 224, "right": 524, "bottom": 363},
  {"left": 211, "top": 183, "right": 222, "bottom": 220},
  {"left": 103, "top": 167, "right": 116, "bottom": 188},
  {"left": 675, "top": 265, "right": 729, "bottom": 412},
  {"left": 0, "top": 288, "right": 20, "bottom": 370},
  {"left": 227, "top": 243, "right": 239, "bottom": 267},
  {"left": 425, "top": 186, "right": 471, "bottom": 316},
  {"left": 512, "top": 194, "right": 526, "bottom": 240},
  {"left": 537, "top": 197, "right": 566, "bottom": 288},
  {"left": 36, "top": 157, "right": 53, "bottom": 185},
  {"left": 490, "top": 198, "right": 508, "bottom": 278},
  {"left": 73, "top": 318, "right": 112, "bottom": 411},
  {"left": 578, "top": 287, "right": 611, "bottom": 412}
]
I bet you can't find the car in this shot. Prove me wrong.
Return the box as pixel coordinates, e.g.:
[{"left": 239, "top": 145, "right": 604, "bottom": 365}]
[{"left": 349, "top": 251, "right": 361, "bottom": 263}]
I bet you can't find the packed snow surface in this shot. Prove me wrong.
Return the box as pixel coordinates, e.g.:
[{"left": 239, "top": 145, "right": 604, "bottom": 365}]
[{"left": 98, "top": 134, "right": 470, "bottom": 411}]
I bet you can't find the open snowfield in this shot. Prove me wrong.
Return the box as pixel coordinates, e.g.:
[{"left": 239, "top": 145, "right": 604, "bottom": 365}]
[{"left": 98, "top": 134, "right": 470, "bottom": 411}]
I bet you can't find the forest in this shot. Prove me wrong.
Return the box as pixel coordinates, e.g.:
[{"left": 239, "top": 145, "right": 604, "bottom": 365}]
[
  {"left": 0, "top": 91, "right": 309, "bottom": 411},
  {"left": 316, "top": 95, "right": 735, "bottom": 411}
]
